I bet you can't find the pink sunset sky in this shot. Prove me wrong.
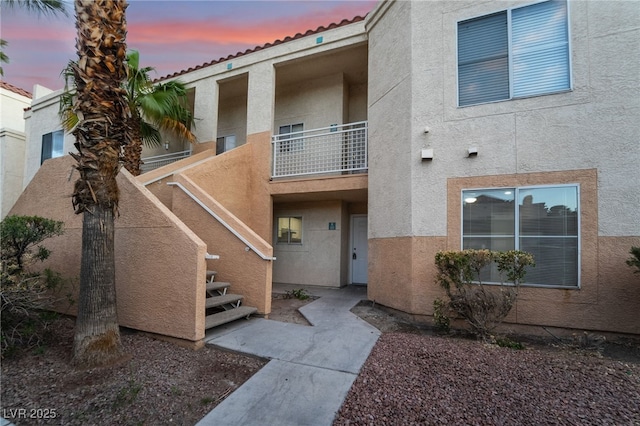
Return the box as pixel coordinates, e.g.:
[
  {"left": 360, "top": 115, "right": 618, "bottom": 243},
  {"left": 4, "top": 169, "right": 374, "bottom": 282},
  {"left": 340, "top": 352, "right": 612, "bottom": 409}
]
[{"left": 1, "top": 0, "right": 377, "bottom": 94}]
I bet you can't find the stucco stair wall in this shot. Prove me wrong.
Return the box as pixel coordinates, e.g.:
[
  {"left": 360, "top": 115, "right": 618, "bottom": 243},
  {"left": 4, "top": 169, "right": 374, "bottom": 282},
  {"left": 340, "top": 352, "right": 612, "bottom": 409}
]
[{"left": 8, "top": 155, "right": 209, "bottom": 342}]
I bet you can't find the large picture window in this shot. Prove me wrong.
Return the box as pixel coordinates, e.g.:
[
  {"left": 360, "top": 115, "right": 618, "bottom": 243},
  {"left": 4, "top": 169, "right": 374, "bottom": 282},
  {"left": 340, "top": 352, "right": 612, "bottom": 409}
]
[
  {"left": 462, "top": 185, "right": 579, "bottom": 287},
  {"left": 277, "top": 216, "right": 303, "bottom": 244},
  {"left": 457, "top": 0, "right": 570, "bottom": 106}
]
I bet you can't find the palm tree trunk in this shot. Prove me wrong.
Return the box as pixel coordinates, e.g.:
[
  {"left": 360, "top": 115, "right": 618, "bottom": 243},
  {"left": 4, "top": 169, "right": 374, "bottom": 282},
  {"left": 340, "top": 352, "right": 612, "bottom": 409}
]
[
  {"left": 71, "top": 0, "right": 129, "bottom": 367},
  {"left": 122, "top": 115, "right": 143, "bottom": 176},
  {"left": 73, "top": 205, "right": 122, "bottom": 366}
]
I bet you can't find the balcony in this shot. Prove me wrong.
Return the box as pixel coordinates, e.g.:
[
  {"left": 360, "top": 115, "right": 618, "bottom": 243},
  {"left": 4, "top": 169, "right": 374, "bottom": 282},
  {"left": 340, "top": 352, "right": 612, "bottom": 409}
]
[
  {"left": 140, "top": 150, "right": 191, "bottom": 173},
  {"left": 271, "top": 121, "right": 367, "bottom": 179}
]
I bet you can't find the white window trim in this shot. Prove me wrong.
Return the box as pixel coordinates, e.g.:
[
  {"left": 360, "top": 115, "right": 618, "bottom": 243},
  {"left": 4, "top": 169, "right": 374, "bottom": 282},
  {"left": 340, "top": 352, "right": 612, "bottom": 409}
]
[
  {"left": 456, "top": 0, "right": 573, "bottom": 107},
  {"left": 460, "top": 183, "right": 581, "bottom": 288},
  {"left": 277, "top": 123, "right": 304, "bottom": 153}
]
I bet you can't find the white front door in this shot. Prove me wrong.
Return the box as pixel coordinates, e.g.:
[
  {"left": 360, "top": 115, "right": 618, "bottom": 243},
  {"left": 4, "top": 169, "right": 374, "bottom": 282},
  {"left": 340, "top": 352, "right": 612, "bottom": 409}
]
[{"left": 351, "top": 215, "right": 368, "bottom": 285}]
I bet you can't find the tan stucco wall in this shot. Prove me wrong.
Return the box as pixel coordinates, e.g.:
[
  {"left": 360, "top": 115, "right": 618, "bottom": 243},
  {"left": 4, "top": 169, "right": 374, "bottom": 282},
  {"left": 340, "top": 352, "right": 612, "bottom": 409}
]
[
  {"left": 140, "top": 149, "right": 218, "bottom": 210},
  {"left": 9, "top": 156, "right": 208, "bottom": 342},
  {"left": 170, "top": 174, "right": 272, "bottom": 314},
  {"left": 369, "top": 236, "right": 448, "bottom": 314},
  {"left": 273, "top": 200, "right": 347, "bottom": 287},
  {"left": 182, "top": 131, "right": 273, "bottom": 241},
  {"left": 218, "top": 75, "right": 248, "bottom": 147},
  {"left": 369, "top": 169, "right": 640, "bottom": 334},
  {"left": 365, "top": 0, "right": 640, "bottom": 334},
  {"left": 275, "top": 73, "right": 346, "bottom": 131}
]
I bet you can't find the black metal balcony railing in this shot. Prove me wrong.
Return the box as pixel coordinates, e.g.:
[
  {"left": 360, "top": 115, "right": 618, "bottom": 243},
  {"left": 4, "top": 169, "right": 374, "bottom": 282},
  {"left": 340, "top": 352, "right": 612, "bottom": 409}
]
[{"left": 271, "top": 121, "right": 368, "bottom": 178}]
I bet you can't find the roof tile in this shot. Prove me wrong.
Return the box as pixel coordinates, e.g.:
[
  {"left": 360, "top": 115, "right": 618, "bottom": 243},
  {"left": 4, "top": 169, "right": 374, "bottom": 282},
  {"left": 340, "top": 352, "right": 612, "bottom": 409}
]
[
  {"left": 0, "top": 81, "right": 32, "bottom": 99},
  {"left": 156, "top": 15, "right": 365, "bottom": 82}
]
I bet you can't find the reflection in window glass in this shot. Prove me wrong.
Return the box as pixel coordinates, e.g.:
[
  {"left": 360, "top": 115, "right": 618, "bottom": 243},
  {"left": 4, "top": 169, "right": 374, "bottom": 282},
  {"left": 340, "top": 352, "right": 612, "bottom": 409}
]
[
  {"left": 462, "top": 185, "right": 579, "bottom": 287},
  {"left": 277, "top": 217, "right": 302, "bottom": 244}
]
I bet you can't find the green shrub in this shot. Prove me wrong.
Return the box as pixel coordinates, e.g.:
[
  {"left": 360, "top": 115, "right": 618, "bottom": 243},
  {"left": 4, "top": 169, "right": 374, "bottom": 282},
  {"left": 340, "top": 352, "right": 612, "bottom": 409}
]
[
  {"left": 626, "top": 246, "right": 640, "bottom": 274},
  {"left": 284, "top": 288, "right": 310, "bottom": 300},
  {"left": 434, "top": 249, "right": 534, "bottom": 340},
  {"left": 495, "top": 337, "right": 525, "bottom": 350},
  {"left": 1, "top": 215, "right": 63, "bottom": 274},
  {"left": 432, "top": 299, "right": 451, "bottom": 333},
  {"left": 1, "top": 215, "right": 65, "bottom": 357}
]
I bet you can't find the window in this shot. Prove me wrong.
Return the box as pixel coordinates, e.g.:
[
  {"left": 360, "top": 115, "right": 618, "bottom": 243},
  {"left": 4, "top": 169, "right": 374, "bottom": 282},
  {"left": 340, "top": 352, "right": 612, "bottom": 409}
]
[
  {"left": 462, "top": 185, "right": 579, "bottom": 287},
  {"left": 216, "top": 135, "right": 236, "bottom": 155},
  {"left": 458, "top": 0, "right": 570, "bottom": 106},
  {"left": 41, "top": 130, "right": 64, "bottom": 164},
  {"left": 277, "top": 216, "right": 303, "bottom": 244},
  {"left": 278, "top": 123, "right": 303, "bottom": 152}
]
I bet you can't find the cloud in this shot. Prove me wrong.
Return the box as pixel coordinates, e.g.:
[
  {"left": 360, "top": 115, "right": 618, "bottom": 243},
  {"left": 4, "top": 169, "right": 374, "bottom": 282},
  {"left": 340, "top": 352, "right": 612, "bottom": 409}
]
[{"left": 2, "top": 0, "right": 377, "bottom": 92}]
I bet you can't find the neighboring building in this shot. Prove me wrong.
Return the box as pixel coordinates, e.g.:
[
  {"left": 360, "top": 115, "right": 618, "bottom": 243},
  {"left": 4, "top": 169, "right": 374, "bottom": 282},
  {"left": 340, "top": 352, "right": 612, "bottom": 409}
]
[
  {"left": 12, "top": 0, "right": 639, "bottom": 344},
  {"left": 1, "top": 81, "right": 32, "bottom": 218}
]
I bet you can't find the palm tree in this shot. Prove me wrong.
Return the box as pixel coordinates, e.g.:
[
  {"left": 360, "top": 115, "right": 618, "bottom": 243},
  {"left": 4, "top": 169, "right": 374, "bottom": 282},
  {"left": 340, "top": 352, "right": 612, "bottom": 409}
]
[
  {"left": 61, "top": 50, "right": 196, "bottom": 176},
  {"left": 70, "top": 0, "right": 129, "bottom": 367},
  {"left": 0, "top": 0, "right": 67, "bottom": 76},
  {"left": 122, "top": 50, "right": 196, "bottom": 176}
]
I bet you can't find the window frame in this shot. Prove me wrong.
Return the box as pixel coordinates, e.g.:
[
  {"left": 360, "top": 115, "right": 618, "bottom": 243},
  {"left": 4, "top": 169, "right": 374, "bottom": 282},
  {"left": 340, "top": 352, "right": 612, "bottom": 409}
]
[
  {"left": 277, "top": 123, "right": 304, "bottom": 153},
  {"left": 41, "top": 130, "right": 64, "bottom": 164},
  {"left": 460, "top": 183, "right": 581, "bottom": 288},
  {"left": 276, "top": 216, "right": 304, "bottom": 245},
  {"left": 456, "top": 0, "right": 572, "bottom": 107},
  {"left": 216, "top": 134, "right": 236, "bottom": 155}
]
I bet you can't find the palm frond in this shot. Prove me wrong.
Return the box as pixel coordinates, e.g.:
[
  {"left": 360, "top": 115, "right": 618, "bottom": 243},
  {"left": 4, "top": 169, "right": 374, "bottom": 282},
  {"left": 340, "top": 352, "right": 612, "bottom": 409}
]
[
  {"left": 3, "top": 0, "right": 68, "bottom": 16},
  {"left": 140, "top": 120, "right": 161, "bottom": 148},
  {"left": 0, "top": 39, "right": 8, "bottom": 76}
]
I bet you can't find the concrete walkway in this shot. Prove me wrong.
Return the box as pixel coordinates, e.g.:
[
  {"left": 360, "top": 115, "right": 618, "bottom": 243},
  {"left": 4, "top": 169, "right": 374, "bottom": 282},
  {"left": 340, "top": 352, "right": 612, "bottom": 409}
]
[{"left": 197, "top": 284, "right": 381, "bottom": 426}]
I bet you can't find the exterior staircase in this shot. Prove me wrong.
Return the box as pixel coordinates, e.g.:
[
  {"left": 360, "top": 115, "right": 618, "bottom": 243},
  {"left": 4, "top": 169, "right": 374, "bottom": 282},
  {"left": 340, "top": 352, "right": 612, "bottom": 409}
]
[{"left": 204, "top": 270, "right": 257, "bottom": 329}]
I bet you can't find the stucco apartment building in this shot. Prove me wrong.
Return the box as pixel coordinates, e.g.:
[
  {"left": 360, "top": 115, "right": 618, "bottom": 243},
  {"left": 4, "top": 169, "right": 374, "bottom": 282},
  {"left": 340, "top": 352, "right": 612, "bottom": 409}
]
[
  {"left": 11, "top": 0, "right": 639, "bottom": 344},
  {"left": 1, "top": 81, "right": 33, "bottom": 218}
]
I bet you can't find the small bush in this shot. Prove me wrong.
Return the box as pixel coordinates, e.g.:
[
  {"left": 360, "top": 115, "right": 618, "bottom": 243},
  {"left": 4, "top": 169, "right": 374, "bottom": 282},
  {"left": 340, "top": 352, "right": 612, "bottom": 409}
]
[
  {"left": 432, "top": 299, "right": 451, "bottom": 333},
  {"left": 626, "top": 246, "right": 640, "bottom": 274},
  {"left": 495, "top": 337, "right": 525, "bottom": 350},
  {"left": 434, "top": 249, "right": 534, "bottom": 340},
  {"left": 284, "top": 288, "right": 310, "bottom": 300},
  {"left": 1, "top": 215, "right": 65, "bottom": 357}
]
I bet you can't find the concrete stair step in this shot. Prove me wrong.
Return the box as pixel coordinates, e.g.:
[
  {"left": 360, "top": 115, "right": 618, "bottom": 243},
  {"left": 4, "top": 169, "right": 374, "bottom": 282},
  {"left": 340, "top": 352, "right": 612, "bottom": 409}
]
[
  {"left": 205, "top": 306, "right": 257, "bottom": 329},
  {"left": 205, "top": 293, "right": 243, "bottom": 309},
  {"left": 206, "top": 270, "right": 217, "bottom": 282},
  {"left": 206, "top": 281, "right": 230, "bottom": 294}
]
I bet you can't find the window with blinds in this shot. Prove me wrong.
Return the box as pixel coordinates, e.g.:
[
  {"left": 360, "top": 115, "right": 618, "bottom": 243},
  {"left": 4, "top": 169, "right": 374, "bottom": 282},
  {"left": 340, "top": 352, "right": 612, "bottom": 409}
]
[
  {"left": 462, "top": 185, "right": 579, "bottom": 287},
  {"left": 457, "top": 0, "right": 570, "bottom": 106}
]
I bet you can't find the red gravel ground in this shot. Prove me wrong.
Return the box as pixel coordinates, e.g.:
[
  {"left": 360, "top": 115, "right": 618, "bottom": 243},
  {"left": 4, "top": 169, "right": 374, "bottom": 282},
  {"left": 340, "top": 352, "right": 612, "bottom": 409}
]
[{"left": 334, "top": 332, "right": 640, "bottom": 425}]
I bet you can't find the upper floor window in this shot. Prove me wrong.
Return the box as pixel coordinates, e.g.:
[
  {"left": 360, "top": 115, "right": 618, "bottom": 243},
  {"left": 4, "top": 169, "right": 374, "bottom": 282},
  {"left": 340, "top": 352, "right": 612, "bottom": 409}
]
[
  {"left": 216, "top": 135, "right": 236, "bottom": 155},
  {"left": 277, "top": 123, "right": 303, "bottom": 152},
  {"left": 457, "top": 0, "right": 570, "bottom": 107},
  {"left": 41, "top": 130, "right": 64, "bottom": 164},
  {"left": 462, "top": 184, "right": 579, "bottom": 287}
]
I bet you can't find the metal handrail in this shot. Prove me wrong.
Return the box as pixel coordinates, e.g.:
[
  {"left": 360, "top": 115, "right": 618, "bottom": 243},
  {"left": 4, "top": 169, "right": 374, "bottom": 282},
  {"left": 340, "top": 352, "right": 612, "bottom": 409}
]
[
  {"left": 167, "top": 181, "right": 275, "bottom": 261},
  {"left": 141, "top": 150, "right": 191, "bottom": 173}
]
